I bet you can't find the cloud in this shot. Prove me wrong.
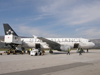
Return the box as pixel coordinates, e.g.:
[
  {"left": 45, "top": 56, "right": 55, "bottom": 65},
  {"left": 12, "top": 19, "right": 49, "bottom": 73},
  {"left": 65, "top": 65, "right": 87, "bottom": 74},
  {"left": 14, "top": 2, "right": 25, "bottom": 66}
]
[
  {"left": 0, "top": 0, "right": 100, "bottom": 38},
  {"left": 17, "top": 25, "right": 62, "bottom": 38},
  {"left": 39, "top": 0, "right": 100, "bottom": 25},
  {"left": 75, "top": 27, "right": 85, "bottom": 32},
  {"left": 18, "top": 25, "right": 41, "bottom": 36},
  {"left": 75, "top": 27, "right": 100, "bottom": 38},
  {"left": 68, "top": 1, "right": 100, "bottom": 25},
  {"left": 84, "top": 29, "right": 100, "bottom": 38},
  {"left": 40, "top": 0, "right": 75, "bottom": 12}
]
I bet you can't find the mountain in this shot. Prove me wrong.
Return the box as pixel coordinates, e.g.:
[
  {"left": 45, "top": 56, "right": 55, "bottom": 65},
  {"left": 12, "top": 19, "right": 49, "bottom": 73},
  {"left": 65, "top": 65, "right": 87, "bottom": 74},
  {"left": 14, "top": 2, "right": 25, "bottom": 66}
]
[
  {"left": 0, "top": 36, "right": 4, "bottom": 41},
  {"left": 90, "top": 39, "right": 100, "bottom": 49},
  {"left": 0, "top": 42, "right": 5, "bottom": 48}
]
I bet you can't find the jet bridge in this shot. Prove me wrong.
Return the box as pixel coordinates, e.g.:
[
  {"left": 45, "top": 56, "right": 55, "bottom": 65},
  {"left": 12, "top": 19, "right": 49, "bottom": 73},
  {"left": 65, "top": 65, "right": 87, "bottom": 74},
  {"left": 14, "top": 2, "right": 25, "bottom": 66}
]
[{"left": 4, "top": 35, "right": 22, "bottom": 45}]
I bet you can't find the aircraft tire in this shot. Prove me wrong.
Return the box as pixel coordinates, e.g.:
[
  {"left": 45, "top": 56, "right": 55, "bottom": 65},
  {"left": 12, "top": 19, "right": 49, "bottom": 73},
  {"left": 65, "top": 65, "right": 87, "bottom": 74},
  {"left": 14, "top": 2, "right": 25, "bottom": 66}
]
[
  {"left": 49, "top": 50, "right": 53, "bottom": 54},
  {"left": 39, "top": 53, "right": 42, "bottom": 55},
  {"left": 35, "top": 53, "right": 37, "bottom": 56}
]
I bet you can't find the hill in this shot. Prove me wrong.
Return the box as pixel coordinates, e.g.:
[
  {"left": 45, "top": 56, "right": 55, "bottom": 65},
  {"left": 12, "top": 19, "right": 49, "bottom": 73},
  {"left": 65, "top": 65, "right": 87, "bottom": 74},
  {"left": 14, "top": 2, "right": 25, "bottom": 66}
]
[
  {"left": 0, "top": 36, "right": 4, "bottom": 41},
  {"left": 90, "top": 39, "right": 100, "bottom": 49}
]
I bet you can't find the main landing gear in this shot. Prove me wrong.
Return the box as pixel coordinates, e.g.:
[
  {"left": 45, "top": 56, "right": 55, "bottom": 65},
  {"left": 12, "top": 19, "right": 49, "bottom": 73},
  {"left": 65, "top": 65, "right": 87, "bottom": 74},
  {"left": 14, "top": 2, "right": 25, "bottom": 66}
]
[{"left": 49, "top": 49, "right": 53, "bottom": 54}]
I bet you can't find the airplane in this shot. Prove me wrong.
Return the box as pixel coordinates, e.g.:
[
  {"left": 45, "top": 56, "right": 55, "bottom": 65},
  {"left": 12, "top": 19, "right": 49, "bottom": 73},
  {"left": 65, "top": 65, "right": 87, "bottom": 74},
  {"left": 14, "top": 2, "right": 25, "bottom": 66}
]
[{"left": 3, "top": 23, "right": 95, "bottom": 53}]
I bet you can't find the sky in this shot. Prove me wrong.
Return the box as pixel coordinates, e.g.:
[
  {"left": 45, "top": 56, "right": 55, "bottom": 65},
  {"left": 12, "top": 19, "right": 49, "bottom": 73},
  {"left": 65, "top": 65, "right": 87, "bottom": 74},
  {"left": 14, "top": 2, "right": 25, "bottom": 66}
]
[{"left": 0, "top": 0, "right": 100, "bottom": 39}]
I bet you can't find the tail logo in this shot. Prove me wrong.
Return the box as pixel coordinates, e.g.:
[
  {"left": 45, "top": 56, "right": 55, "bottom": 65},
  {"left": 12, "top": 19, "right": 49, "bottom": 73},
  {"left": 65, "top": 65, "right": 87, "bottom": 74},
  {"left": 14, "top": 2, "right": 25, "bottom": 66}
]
[{"left": 6, "top": 29, "right": 14, "bottom": 35}]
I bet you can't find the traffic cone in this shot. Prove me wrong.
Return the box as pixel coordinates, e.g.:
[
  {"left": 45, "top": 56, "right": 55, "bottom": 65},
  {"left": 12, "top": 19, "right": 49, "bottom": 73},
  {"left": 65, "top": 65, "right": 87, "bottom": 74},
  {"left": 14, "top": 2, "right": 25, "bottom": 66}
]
[{"left": 71, "top": 52, "right": 72, "bottom": 54}]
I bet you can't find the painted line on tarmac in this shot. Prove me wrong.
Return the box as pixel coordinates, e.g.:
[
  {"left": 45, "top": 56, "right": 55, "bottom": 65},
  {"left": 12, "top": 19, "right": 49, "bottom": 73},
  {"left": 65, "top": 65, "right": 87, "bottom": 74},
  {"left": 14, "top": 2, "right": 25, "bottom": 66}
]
[{"left": 0, "top": 62, "right": 92, "bottom": 75}]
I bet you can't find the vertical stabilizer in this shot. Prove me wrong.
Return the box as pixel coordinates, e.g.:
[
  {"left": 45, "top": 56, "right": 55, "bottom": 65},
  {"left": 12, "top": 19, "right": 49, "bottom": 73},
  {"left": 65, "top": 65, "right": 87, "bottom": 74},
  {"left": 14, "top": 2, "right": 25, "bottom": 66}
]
[
  {"left": 3, "top": 24, "right": 18, "bottom": 36},
  {"left": 3, "top": 24, "right": 22, "bottom": 45}
]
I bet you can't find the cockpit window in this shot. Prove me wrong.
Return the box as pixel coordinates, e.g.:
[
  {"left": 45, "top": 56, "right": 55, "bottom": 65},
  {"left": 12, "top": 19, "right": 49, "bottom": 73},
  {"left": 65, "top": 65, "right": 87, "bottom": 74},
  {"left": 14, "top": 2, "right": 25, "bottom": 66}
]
[{"left": 88, "top": 40, "right": 91, "bottom": 42}]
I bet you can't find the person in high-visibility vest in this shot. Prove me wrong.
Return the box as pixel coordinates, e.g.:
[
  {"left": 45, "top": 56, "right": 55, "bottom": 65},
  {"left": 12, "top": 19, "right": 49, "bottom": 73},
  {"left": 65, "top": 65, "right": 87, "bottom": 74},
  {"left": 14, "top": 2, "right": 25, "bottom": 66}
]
[
  {"left": 67, "top": 48, "right": 70, "bottom": 55},
  {"left": 29, "top": 49, "right": 32, "bottom": 54},
  {"left": 79, "top": 48, "right": 82, "bottom": 55},
  {"left": 42, "top": 49, "right": 45, "bottom": 55},
  {"left": 29, "top": 49, "right": 31, "bottom": 51}
]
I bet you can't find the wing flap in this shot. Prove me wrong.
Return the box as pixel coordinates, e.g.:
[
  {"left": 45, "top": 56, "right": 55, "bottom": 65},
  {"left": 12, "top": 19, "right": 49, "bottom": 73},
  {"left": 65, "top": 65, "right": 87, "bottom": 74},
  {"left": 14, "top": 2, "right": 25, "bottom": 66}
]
[{"left": 38, "top": 37, "right": 61, "bottom": 50}]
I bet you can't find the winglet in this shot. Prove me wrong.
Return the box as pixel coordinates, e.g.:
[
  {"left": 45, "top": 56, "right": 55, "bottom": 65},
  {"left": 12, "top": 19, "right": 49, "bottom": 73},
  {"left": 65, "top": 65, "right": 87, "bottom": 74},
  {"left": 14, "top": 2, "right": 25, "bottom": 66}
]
[{"left": 33, "top": 35, "right": 37, "bottom": 39}]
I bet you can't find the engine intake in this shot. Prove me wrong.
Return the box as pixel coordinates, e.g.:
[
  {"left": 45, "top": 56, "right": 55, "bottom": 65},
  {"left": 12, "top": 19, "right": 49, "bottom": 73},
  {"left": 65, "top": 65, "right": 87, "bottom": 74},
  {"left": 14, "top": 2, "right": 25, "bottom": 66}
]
[{"left": 60, "top": 45, "right": 71, "bottom": 51}]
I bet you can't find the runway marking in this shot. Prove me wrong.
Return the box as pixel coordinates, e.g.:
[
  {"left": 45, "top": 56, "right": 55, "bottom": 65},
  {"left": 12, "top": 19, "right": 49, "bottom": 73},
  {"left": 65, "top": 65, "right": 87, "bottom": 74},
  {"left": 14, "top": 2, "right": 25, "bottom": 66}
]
[{"left": 0, "top": 62, "right": 92, "bottom": 75}]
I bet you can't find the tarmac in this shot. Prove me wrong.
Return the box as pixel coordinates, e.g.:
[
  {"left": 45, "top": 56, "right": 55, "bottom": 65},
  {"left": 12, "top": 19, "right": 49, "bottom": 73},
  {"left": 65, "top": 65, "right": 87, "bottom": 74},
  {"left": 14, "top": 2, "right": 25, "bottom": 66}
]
[{"left": 0, "top": 49, "right": 100, "bottom": 75}]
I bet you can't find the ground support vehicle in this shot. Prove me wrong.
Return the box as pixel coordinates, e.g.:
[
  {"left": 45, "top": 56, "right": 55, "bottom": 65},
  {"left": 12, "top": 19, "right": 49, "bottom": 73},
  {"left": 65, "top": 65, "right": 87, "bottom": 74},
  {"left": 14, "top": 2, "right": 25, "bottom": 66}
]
[{"left": 30, "top": 49, "right": 42, "bottom": 56}]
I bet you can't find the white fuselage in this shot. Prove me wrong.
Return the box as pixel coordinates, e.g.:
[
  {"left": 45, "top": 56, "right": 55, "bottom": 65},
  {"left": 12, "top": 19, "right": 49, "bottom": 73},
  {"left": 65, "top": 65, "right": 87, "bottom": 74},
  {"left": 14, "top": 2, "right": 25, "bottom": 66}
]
[
  {"left": 3, "top": 24, "right": 95, "bottom": 51},
  {"left": 21, "top": 37, "right": 95, "bottom": 51}
]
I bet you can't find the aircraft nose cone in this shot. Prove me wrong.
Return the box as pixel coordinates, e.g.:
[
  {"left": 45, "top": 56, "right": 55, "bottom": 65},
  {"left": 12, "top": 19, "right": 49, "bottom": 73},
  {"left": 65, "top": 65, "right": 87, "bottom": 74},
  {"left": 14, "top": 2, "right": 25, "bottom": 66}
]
[{"left": 91, "top": 42, "right": 95, "bottom": 47}]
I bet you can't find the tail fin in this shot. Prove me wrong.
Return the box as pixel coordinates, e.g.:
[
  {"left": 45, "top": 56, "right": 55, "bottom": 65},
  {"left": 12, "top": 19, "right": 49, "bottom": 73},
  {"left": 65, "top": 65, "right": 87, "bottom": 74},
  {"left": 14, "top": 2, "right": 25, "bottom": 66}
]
[{"left": 3, "top": 24, "right": 18, "bottom": 36}]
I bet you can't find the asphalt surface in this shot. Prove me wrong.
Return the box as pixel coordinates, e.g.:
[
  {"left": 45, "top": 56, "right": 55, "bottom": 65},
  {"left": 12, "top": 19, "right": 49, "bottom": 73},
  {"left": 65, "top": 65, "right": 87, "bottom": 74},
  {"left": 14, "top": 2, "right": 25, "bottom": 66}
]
[{"left": 0, "top": 50, "right": 100, "bottom": 75}]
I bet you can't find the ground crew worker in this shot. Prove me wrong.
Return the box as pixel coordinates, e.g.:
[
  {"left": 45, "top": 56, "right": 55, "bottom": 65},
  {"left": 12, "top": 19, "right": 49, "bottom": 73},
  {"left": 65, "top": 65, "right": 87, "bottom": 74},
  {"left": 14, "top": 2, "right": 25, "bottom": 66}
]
[
  {"left": 29, "top": 48, "right": 31, "bottom": 51},
  {"left": 79, "top": 48, "right": 82, "bottom": 55},
  {"left": 87, "top": 49, "right": 88, "bottom": 53},
  {"left": 29, "top": 48, "right": 32, "bottom": 54},
  {"left": 8, "top": 50, "right": 10, "bottom": 55},
  {"left": 67, "top": 48, "right": 70, "bottom": 55},
  {"left": 42, "top": 49, "right": 45, "bottom": 55},
  {"left": 27, "top": 50, "right": 29, "bottom": 54},
  {"left": 38, "top": 48, "right": 41, "bottom": 52},
  {"left": 14, "top": 50, "right": 15, "bottom": 54}
]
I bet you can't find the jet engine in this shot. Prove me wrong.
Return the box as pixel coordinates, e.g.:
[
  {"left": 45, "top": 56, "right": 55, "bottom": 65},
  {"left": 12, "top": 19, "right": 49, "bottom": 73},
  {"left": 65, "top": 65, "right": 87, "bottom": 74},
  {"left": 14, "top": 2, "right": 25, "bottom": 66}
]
[{"left": 60, "top": 45, "right": 71, "bottom": 51}]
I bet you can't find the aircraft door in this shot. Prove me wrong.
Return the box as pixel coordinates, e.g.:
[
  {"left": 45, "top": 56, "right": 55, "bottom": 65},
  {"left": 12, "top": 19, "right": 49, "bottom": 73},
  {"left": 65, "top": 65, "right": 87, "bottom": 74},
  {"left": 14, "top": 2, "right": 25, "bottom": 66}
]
[
  {"left": 74, "top": 43, "right": 79, "bottom": 48},
  {"left": 35, "top": 44, "right": 41, "bottom": 49}
]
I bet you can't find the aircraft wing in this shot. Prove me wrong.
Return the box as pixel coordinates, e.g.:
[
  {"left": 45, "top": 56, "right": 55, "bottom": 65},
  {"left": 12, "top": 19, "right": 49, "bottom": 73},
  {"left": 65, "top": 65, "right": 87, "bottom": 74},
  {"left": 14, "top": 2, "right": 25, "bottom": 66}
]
[{"left": 38, "top": 37, "right": 61, "bottom": 50}]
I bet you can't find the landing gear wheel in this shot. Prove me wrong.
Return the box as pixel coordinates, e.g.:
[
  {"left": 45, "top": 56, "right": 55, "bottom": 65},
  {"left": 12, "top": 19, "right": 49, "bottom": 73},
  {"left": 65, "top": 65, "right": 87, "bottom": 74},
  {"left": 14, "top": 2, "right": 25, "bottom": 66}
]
[
  {"left": 35, "top": 53, "right": 37, "bottom": 56},
  {"left": 49, "top": 50, "right": 53, "bottom": 54}
]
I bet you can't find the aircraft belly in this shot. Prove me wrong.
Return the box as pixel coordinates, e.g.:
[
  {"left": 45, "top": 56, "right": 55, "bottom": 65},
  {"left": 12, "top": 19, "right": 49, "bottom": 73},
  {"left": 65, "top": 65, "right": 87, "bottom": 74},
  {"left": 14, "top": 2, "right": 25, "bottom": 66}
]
[
  {"left": 22, "top": 42, "right": 35, "bottom": 48},
  {"left": 79, "top": 42, "right": 94, "bottom": 49},
  {"left": 60, "top": 42, "right": 74, "bottom": 48},
  {"left": 42, "top": 45, "right": 50, "bottom": 49},
  {"left": 40, "top": 43, "right": 50, "bottom": 49}
]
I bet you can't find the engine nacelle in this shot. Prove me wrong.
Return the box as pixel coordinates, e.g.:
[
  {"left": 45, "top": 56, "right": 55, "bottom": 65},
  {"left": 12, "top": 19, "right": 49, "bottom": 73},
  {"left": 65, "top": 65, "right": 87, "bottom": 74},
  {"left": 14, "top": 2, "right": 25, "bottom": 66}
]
[{"left": 60, "top": 45, "right": 71, "bottom": 51}]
